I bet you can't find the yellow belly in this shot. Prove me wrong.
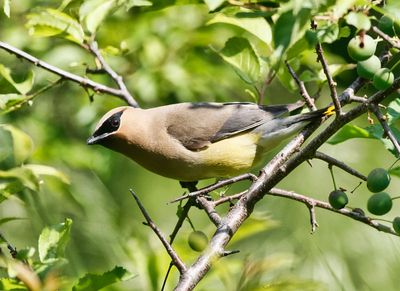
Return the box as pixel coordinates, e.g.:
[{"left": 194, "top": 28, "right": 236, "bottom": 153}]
[{"left": 197, "top": 132, "right": 260, "bottom": 178}]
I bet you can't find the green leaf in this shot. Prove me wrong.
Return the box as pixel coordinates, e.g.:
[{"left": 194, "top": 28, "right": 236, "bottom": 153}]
[
  {"left": 316, "top": 23, "right": 339, "bottom": 44},
  {"left": 379, "top": 125, "right": 400, "bottom": 157},
  {"left": 0, "top": 278, "right": 27, "bottom": 291},
  {"left": 0, "top": 125, "right": 34, "bottom": 166},
  {"left": 38, "top": 218, "right": 72, "bottom": 263},
  {"left": 0, "top": 217, "right": 25, "bottom": 226},
  {"left": 286, "top": 37, "right": 311, "bottom": 60},
  {"left": 15, "top": 247, "right": 35, "bottom": 262},
  {"left": 79, "top": 0, "right": 116, "bottom": 34},
  {"left": 387, "top": 98, "right": 400, "bottom": 124},
  {"left": 273, "top": 10, "right": 302, "bottom": 51},
  {"left": 3, "top": 0, "right": 10, "bottom": 17},
  {"left": 26, "top": 9, "right": 85, "bottom": 44},
  {"left": 125, "top": 0, "right": 152, "bottom": 9},
  {"left": 318, "top": 63, "right": 355, "bottom": 80},
  {"left": 0, "top": 167, "right": 39, "bottom": 192},
  {"left": 345, "top": 11, "right": 371, "bottom": 31},
  {"left": 24, "top": 164, "right": 70, "bottom": 184},
  {"left": 0, "top": 64, "right": 34, "bottom": 95},
  {"left": 0, "top": 94, "right": 29, "bottom": 111},
  {"left": 72, "top": 266, "right": 135, "bottom": 291},
  {"left": 328, "top": 124, "right": 373, "bottom": 144},
  {"left": 203, "top": 0, "right": 225, "bottom": 11},
  {"left": 219, "top": 37, "right": 260, "bottom": 84},
  {"left": 389, "top": 166, "right": 400, "bottom": 178},
  {"left": 207, "top": 7, "right": 272, "bottom": 47},
  {"left": 338, "top": 25, "right": 351, "bottom": 38}
]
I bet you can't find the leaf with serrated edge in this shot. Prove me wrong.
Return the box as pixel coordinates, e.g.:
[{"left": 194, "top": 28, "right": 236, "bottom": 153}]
[
  {"left": 208, "top": 7, "right": 272, "bottom": 49},
  {"left": 27, "top": 9, "right": 85, "bottom": 44}
]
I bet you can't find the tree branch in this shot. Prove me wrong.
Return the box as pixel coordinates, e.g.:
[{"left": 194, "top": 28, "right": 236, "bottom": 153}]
[
  {"left": 285, "top": 60, "right": 317, "bottom": 110},
  {"left": 170, "top": 173, "right": 256, "bottom": 203},
  {"left": 314, "top": 151, "right": 367, "bottom": 181},
  {"left": 87, "top": 41, "right": 138, "bottom": 107},
  {"left": 372, "top": 26, "right": 400, "bottom": 50},
  {"left": 370, "top": 104, "right": 400, "bottom": 156},
  {"left": 0, "top": 41, "right": 138, "bottom": 107},
  {"left": 268, "top": 188, "right": 398, "bottom": 236},
  {"left": 315, "top": 42, "right": 342, "bottom": 115},
  {"left": 129, "top": 190, "right": 186, "bottom": 274}
]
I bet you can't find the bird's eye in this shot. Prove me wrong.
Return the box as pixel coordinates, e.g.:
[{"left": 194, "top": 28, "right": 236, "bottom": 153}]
[{"left": 110, "top": 117, "right": 120, "bottom": 128}]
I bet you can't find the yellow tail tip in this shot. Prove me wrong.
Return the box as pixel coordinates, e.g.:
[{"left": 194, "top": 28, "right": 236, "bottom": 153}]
[{"left": 324, "top": 105, "right": 336, "bottom": 116}]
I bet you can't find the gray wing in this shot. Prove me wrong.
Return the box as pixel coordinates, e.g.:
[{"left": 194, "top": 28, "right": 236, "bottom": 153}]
[{"left": 166, "top": 102, "right": 304, "bottom": 151}]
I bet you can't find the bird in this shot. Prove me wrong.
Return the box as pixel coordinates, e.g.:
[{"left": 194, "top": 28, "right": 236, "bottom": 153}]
[{"left": 87, "top": 101, "right": 332, "bottom": 182}]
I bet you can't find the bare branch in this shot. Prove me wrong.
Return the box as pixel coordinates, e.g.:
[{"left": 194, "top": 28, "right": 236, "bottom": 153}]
[
  {"left": 0, "top": 232, "right": 18, "bottom": 259},
  {"left": 268, "top": 188, "right": 398, "bottom": 236},
  {"left": 196, "top": 197, "right": 222, "bottom": 226},
  {"left": 315, "top": 42, "right": 342, "bottom": 115},
  {"left": 372, "top": 26, "right": 400, "bottom": 50},
  {"left": 87, "top": 41, "right": 138, "bottom": 107},
  {"left": 308, "top": 203, "right": 319, "bottom": 233},
  {"left": 370, "top": 104, "right": 400, "bottom": 156},
  {"left": 0, "top": 41, "right": 138, "bottom": 107},
  {"left": 314, "top": 151, "right": 367, "bottom": 181},
  {"left": 129, "top": 190, "right": 186, "bottom": 274},
  {"left": 170, "top": 173, "right": 257, "bottom": 203},
  {"left": 285, "top": 60, "right": 317, "bottom": 110},
  {"left": 213, "top": 191, "right": 247, "bottom": 207}
]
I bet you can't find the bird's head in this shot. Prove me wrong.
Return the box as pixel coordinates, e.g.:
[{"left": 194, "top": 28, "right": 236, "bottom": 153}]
[{"left": 87, "top": 106, "right": 130, "bottom": 146}]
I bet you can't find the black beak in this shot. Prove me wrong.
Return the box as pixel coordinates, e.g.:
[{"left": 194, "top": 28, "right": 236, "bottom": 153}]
[
  {"left": 87, "top": 136, "right": 98, "bottom": 145},
  {"left": 87, "top": 132, "right": 113, "bottom": 145}
]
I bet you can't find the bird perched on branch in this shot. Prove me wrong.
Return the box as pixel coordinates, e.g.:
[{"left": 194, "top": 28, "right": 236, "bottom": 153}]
[{"left": 87, "top": 102, "right": 332, "bottom": 181}]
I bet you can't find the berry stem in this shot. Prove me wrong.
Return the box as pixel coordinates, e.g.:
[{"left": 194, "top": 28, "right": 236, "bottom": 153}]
[
  {"left": 388, "top": 158, "right": 400, "bottom": 171},
  {"left": 329, "top": 165, "right": 338, "bottom": 190},
  {"left": 391, "top": 196, "right": 400, "bottom": 201},
  {"left": 371, "top": 218, "right": 392, "bottom": 223}
]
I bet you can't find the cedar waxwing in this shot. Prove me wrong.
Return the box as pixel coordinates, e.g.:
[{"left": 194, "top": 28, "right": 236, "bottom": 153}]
[{"left": 87, "top": 102, "right": 331, "bottom": 181}]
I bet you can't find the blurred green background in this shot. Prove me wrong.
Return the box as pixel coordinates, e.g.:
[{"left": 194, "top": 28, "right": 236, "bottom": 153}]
[{"left": 1, "top": 1, "right": 400, "bottom": 290}]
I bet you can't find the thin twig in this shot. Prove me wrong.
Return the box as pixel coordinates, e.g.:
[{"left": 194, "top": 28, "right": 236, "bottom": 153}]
[
  {"left": 87, "top": 41, "right": 138, "bottom": 107},
  {"left": 169, "top": 173, "right": 257, "bottom": 203},
  {"left": 285, "top": 60, "right": 317, "bottom": 110},
  {"left": 213, "top": 191, "right": 247, "bottom": 207},
  {"left": 258, "top": 70, "right": 277, "bottom": 105},
  {"left": 315, "top": 42, "right": 342, "bottom": 115},
  {"left": 349, "top": 95, "right": 369, "bottom": 103},
  {"left": 314, "top": 151, "right": 367, "bottom": 181},
  {"left": 129, "top": 190, "right": 186, "bottom": 274},
  {"left": 370, "top": 104, "right": 400, "bottom": 156},
  {"left": 372, "top": 26, "right": 400, "bottom": 50},
  {"left": 268, "top": 188, "right": 398, "bottom": 236},
  {"left": 307, "top": 202, "right": 319, "bottom": 234},
  {"left": 0, "top": 232, "right": 18, "bottom": 259},
  {"left": 196, "top": 197, "right": 222, "bottom": 226},
  {"left": 0, "top": 41, "right": 138, "bottom": 107}
]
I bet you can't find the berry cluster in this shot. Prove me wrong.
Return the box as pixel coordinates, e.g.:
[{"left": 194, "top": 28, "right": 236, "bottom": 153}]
[
  {"left": 348, "top": 15, "right": 399, "bottom": 90},
  {"left": 329, "top": 167, "right": 399, "bottom": 234}
]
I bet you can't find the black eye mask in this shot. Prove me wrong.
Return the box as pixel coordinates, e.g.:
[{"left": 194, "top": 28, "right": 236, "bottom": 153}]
[{"left": 93, "top": 110, "right": 123, "bottom": 138}]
